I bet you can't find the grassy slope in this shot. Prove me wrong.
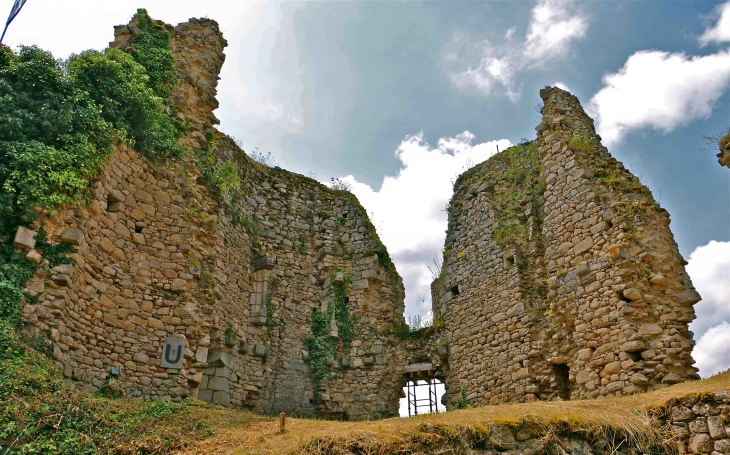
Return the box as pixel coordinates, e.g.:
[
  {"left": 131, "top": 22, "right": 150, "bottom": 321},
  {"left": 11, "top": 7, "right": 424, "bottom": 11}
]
[
  {"left": 2, "top": 322, "right": 728, "bottom": 454},
  {"left": 183, "top": 371, "right": 729, "bottom": 455}
]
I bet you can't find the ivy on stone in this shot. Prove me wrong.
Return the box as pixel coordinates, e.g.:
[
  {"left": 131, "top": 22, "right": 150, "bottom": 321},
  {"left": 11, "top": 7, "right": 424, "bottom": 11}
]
[{"left": 304, "top": 272, "right": 355, "bottom": 380}]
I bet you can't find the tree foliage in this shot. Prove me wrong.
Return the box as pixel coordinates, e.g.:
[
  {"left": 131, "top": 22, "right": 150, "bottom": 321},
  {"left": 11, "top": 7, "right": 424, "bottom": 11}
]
[{"left": 0, "top": 9, "right": 183, "bottom": 322}]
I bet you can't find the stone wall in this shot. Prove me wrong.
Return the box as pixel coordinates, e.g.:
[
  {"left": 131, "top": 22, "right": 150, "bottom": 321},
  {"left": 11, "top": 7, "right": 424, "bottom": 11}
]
[
  {"left": 19, "top": 11, "right": 409, "bottom": 421},
  {"left": 665, "top": 390, "right": 730, "bottom": 455},
  {"left": 15, "top": 11, "right": 708, "bottom": 421},
  {"left": 433, "top": 86, "right": 700, "bottom": 409}
]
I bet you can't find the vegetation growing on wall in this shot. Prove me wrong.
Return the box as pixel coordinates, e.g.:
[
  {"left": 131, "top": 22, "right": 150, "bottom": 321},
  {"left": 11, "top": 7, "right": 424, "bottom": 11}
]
[
  {"left": 304, "top": 271, "right": 356, "bottom": 380},
  {"left": 564, "top": 130, "right": 660, "bottom": 221},
  {"left": 196, "top": 130, "right": 241, "bottom": 198},
  {"left": 0, "top": 10, "right": 183, "bottom": 323},
  {"left": 490, "top": 140, "right": 543, "bottom": 250}
]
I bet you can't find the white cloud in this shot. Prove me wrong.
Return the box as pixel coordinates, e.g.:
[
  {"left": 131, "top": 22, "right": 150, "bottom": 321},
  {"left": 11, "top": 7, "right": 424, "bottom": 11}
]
[
  {"left": 587, "top": 50, "right": 730, "bottom": 146},
  {"left": 523, "top": 0, "right": 587, "bottom": 63},
  {"left": 553, "top": 81, "right": 571, "bottom": 92},
  {"left": 687, "top": 240, "right": 730, "bottom": 378},
  {"left": 588, "top": 2, "right": 730, "bottom": 146},
  {"left": 332, "top": 132, "right": 511, "bottom": 316},
  {"left": 700, "top": 0, "right": 730, "bottom": 46},
  {"left": 693, "top": 323, "right": 730, "bottom": 378},
  {"left": 687, "top": 241, "right": 730, "bottom": 338},
  {"left": 446, "top": 0, "right": 587, "bottom": 101}
]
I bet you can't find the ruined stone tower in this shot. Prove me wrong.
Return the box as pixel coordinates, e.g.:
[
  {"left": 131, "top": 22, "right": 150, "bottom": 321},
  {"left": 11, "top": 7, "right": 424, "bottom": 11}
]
[{"left": 432, "top": 87, "right": 701, "bottom": 407}]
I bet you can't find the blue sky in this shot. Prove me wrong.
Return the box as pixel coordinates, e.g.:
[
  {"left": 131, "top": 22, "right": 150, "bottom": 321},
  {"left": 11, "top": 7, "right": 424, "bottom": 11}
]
[{"left": 3, "top": 0, "right": 728, "bottom": 378}]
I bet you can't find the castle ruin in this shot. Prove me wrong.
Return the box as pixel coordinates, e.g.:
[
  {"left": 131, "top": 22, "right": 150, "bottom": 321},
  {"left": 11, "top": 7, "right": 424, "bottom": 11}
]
[{"left": 17, "top": 12, "right": 702, "bottom": 420}]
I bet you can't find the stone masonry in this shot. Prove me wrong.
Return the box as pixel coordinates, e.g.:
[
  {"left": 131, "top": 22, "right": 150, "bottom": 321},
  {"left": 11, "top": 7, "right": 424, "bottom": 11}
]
[
  {"left": 16, "top": 10, "right": 706, "bottom": 421},
  {"left": 19, "top": 11, "right": 408, "bottom": 421},
  {"left": 432, "top": 87, "right": 701, "bottom": 408},
  {"left": 665, "top": 390, "right": 730, "bottom": 455}
]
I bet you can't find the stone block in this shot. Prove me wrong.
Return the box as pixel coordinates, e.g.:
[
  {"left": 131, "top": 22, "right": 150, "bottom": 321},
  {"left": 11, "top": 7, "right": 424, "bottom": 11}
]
[
  {"left": 60, "top": 228, "right": 84, "bottom": 246},
  {"left": 99, "top": 238, "right": 115, "bottom": 254},
  {"left": 13, "top": 226, "right": 37, "bottom": 250},
  {"left": 639, "top": 324, "right": 662, "bottom": 335},
  {"left": 171, "top": 279, "right": 187, "bottom": 292},
  {"left": 197, "top": 389, "right": 213, "bottom": 403},
  {"left": 254, "top": 255, "right": 276, "bottom": 271},
  {"left": 25, "top": 249, "right": 42, "bottom": 263},
  {"left": 147, "top": 317, "right": 165, "bottom": 330},
  {"left": 630, "top": 373, "right": 649, "bottom": 385},
  {"left": 133, "top": 352, "right": 150, "bottom": 363},
  {"left": 672, "top": 406, "right": 696, "bottom": 422},
  {"left": 107, "top": 201, "right": 125, "bottom": 212},
  {"left": 689, "top": 434, "right": 713, "bottom": 453},
  {"left": 621, "top": 340, "right": 646, "bottom": 353},
  {"left": 506, "top": 302, "right": 524, "bottom": 318},
  {"left": 573, "top": 237, "right": 594, "bottom": 255},
  {"left": 340, "top": 355, "right": 351, "bottom": 368},
  {"left": 169, "top": 387, "right": 189, "bottom": 397},
  {"left": 208, "top": 351, "right": 233, "bottom": 368},
  {"left": 362, "top": 269, "right": 378, "bottom": 279},
  {"left": 351, "top": 279, "right": 369, "bottom": 290},
  {"left": 677, "top": 289, "right": 702, "bottom": 306},
  {"left": 208, "top": 376, "right": 230, "bottom": 392},
  {"left": 576, "top": 369, "right": 591, "bottom": 384},
  {"left": 604, "top": 361, "right": 622, "bottom": 375},
  {"left": 195, "top": 347, "right": 209, "bottom": 363},
  {"left": 605, "top": 381, "right": 625, "bottom": 393},
  {"left": 690, "top": 419, "right": 710, "bottom": 434},
  {"left": 212, "top": 391, "right": 230, "bottom": 406},
  {"left": 590, "top": 222, "right": 609, "bottom": 234},
  {"left": 715, "top": 440, "right": 730, "bottom": 452},
  {"left": 107, "top": 189, "right": 125, "bottom": 203},
  {"left": 185, "top": 371, "right": 203, "bottom": 385},
  {"left": 488, "top": 423, "right": 516, "bottom": 450},
  {"left": 708, "top": 417, "right": 727, "bottom": 439},
  {"left": 253, "top": 344, "right": 267, "bottom": 358},
  {"left": 52, "top": 264, "right": 74, "bottom": 275},
  {"left": 623, "top": 288, "right": 642, "bottom": 301}
]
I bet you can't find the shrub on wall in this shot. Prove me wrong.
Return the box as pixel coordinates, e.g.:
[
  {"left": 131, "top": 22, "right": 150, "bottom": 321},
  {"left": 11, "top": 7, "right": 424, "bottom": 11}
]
[{"left": 0, "top": 10, "right": 183, "bottom": 322}]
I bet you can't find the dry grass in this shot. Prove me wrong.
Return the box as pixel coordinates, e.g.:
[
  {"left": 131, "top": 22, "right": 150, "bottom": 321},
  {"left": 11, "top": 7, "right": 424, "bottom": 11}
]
[{"left": 176, "top": 371, "right": 729, "bottom": 455}]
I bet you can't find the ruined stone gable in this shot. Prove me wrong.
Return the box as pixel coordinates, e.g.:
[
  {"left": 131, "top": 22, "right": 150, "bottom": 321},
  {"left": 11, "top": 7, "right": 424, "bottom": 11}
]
[
  {"left": 20, "top": 11, "right": 408, "bottom": 421},
  {"left": 433, "top": 86, "right": 700, "bottom": 408}
]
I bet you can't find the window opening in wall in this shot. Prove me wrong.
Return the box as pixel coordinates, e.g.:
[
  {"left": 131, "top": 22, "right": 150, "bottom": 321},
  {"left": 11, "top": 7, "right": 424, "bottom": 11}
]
[
  {"left": 399, "top": 378, "right": 444, "bottom": 417},
  {"left": 552, "top": 363, "right": 571, "bottom": 397},
  {"left": 449, "top": 285, "right": 460, "bottom": 296},
  {"left": 504, "top": 256, "right": 515, "bottom": 268}
]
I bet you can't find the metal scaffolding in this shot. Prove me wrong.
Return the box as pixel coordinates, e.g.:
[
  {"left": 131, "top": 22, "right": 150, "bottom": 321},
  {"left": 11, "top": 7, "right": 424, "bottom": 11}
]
[{"left": 406, "top": 378, "right": 440, "bottom": 417}]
